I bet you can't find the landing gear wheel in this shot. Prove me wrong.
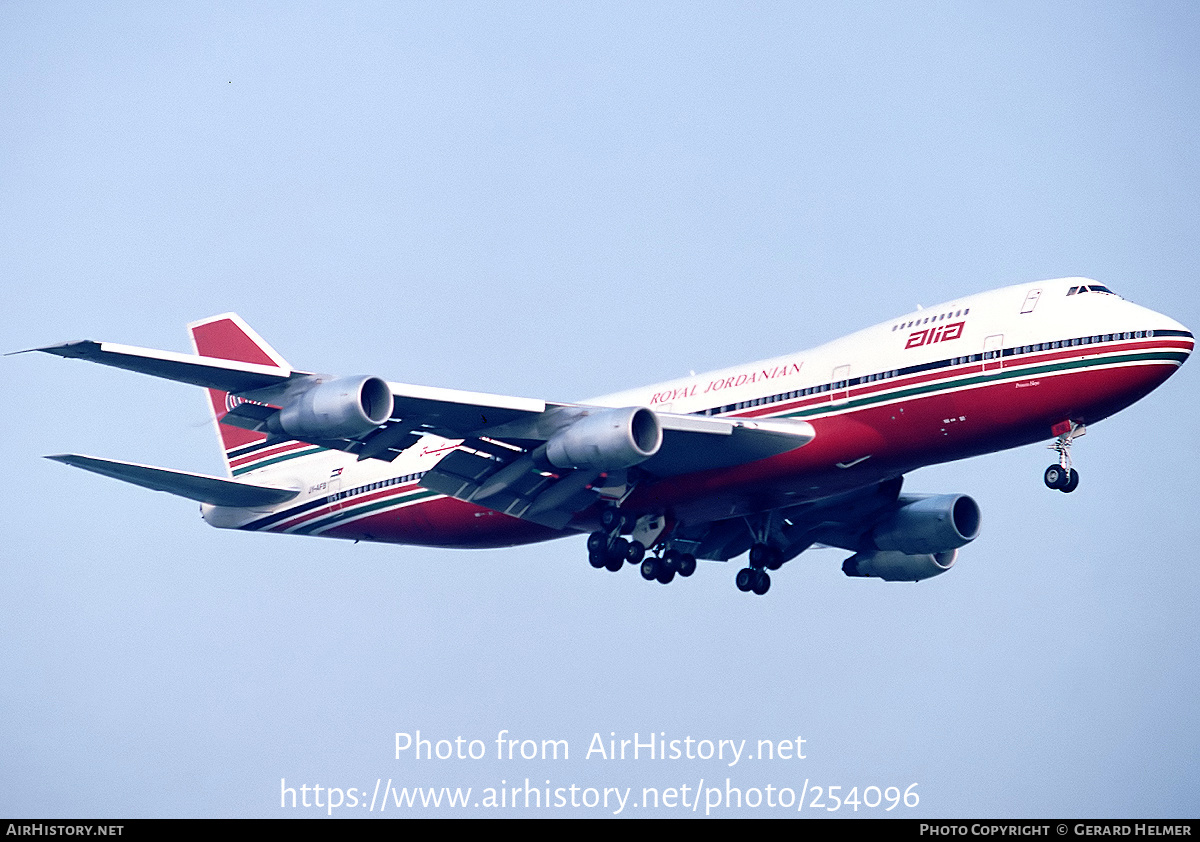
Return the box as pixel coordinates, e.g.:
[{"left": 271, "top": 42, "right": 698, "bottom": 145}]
[
  {"left": 750, "top": 543, "right": 783, "bottom": 571},
  {"left": 751, "top": 570, "right": 771, "bottom": 596},
  {"left": 735, "top": 568, "right": 756, "bottom": 592},
  {"left": 640, "top": 557, "right": 660, "bottom": 581},
  {"left": 589, "top": 549, "right": 608, "bottom": 569},
  {"left": 600, "top": 508, "right": 625, "bottom": 533},
  {"left": 605, "top": 538, "right": 628, "bottom": 572},
  {"left": 587, "top": 531, "right": 608, "bottom": 554},
  {"left": 676, "top": 553, "right": 697, "bottom": 577},
  {"left": 1044, "top": 464, "right": 1067, "bottom": 490},
  {"left": 656, "top": 565, "right": 676, "bottom": 585},
  {"left": 1061, "top": 468, "right": 1080, "bottom": 493},
  {"left": 625, "top": 540, "right": 646, "bottom": 564}
]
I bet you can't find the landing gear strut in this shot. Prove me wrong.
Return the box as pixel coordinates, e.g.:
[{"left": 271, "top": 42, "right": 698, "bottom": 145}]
[{"left": 1044, "top": 422, "right": 1085, "bottom": 493}]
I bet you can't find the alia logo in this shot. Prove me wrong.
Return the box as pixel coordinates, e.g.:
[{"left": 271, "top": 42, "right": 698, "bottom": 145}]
[{"left": 906, "top": 320, "right": 965, "bottom": 349}]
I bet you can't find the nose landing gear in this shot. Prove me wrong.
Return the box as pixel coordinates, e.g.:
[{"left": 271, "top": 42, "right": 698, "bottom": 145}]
[{"left": 1044, "top": 421, "right": 1085, "bottom": 493}]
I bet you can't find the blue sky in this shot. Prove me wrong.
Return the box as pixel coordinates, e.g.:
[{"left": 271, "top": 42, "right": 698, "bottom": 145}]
[{"left": 3, "top": 2, "right": 1198, "bottom": 817}]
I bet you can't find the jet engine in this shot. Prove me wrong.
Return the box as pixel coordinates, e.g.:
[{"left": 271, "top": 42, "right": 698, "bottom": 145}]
[
  {"left": 841, "top": 493, "right": 980, "bottom": 581},
  {"left": 269, "top": 375, "right": 393, "bottom": 440},
  {"left": 842, "top": 549, "right": 958, "bottom": 582},
  {"left": 544, "top": 406, "right": 663, "bottom": 471},
  {"left": 870, "top": 494, "right": 981, "bottom": 555}
]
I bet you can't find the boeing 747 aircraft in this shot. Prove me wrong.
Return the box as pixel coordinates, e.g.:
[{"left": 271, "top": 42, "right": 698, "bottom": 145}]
[{"left": 24, "top": 278, "right": 1191, "bottom": 595}]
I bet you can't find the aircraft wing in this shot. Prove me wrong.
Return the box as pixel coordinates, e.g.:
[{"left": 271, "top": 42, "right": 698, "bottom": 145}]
[
  {"left": 26, "top": 332, "right": 815, "bottom": 530},
  {"left": 24, "top": 340, "right": 303, "bottom": 393},
  {"left": 668, "top": 478, "right": 906, "bottom": 562},
  {"left": 415, "top": 411, "right": 814, "bottom": 529}
]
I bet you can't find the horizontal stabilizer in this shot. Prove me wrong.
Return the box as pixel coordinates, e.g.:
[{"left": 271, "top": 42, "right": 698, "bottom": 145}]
[{"left": 46, "top": 454, "right": 299, "bottom": 508}]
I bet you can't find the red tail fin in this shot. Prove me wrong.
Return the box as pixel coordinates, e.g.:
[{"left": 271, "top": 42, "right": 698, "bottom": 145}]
[{"left": 188, "top": 314, "right": 291, "bottom": 474}]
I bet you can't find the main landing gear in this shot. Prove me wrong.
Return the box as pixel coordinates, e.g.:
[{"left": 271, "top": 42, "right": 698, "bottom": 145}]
[
  {"left": 639, "top": 549, "right": 697, "bottom": 585},
  {"left": 587, "top": 507, "right": 696, "bottom": 585},
  {"left": 1043, "top": 421, "right": 1085, "bottom": 493},
  {"left": 587, "top": 528, "right": 644, "bottom": 573},
  {"left": 735, "top": 542, "right": 783, "bottom": 596}
]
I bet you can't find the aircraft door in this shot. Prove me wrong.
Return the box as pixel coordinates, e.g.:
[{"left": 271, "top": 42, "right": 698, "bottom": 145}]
[
  {"left": 1020, "top": 289, "right": 1041, "bottom": 314},
  {"left": 326, "top": 477, "right": 344, "bottom": 512},
  {"left": 831, "top": 365, "right": 851, "bottom": 405},
  {"left": 983, "top": 335, "right": 1004, "bottom": 373}
]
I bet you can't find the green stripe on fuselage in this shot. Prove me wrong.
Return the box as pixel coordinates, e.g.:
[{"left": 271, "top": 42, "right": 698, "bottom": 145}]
[
  {"left": 290, "top": 488, "right": 441, "bottom": 535},
  {"left": 778, "top": 350, "right": 1187, "bottom": 420},
  {"left": 231, "top": 445, "right": 325, "bottom": 476}
]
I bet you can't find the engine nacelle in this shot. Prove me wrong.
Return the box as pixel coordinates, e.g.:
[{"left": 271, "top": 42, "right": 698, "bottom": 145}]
[
  {"left": 272, "top": 375, "right": 392, "bottom": 440},
  {"left": 843, "top": 549, "right": 958, "bottom": 582},
  {"left": 871, "top": 494, "right": 981, "bottom": 555},
  {"left": 545, "top": 406, "right": 662, "bottom": 471}
]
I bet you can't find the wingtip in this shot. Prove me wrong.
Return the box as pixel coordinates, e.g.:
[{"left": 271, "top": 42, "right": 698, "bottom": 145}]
[{"left": 8, "top": 340, "right": 100, "bottom": 359}]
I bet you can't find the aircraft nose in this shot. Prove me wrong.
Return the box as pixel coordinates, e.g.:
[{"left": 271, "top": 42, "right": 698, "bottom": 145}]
[{"left": 1149, "top": 311, "right": 1193, "bottom": 365}]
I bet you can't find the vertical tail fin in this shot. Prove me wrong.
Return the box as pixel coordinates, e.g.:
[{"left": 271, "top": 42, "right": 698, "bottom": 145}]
[{"left": 188, "top": 313, "right": 292, "bottom": 477}]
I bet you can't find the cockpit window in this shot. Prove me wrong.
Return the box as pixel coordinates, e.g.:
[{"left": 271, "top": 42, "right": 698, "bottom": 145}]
[{"left": 1067, "top": 284, "right": 1118, "bottom": 297}]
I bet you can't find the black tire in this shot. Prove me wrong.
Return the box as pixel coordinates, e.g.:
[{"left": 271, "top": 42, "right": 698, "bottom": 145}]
[
  {"left": 764, "top": 547, "right": 783, "bottom": 571},
  {"left": 640, "top": 557, "right": 660, "bottom": 581},
  {"left": 1061, "top": 468, "right": 1080, "bottom": 493},
  {"left": 677, "top": 554, "right": 697, "bottom": 577},
  {"left": 626, "top": 540, "right": 646, "bottom": 564},
  {"left": 735, "top": 568, "right": 755, "bottom": 592},
  {"left": 752, "top": 570, "right": 771, "bottom": 596},
  {"left": 587, "top": 531, "right": 608, "bottom": 554},
  {"left": 605, "top": 549, "right": 625, "bottom": 572},
  {"left": 656, "top": 566, "right": 676, "bottom": 585},
  {"left": 589, "top": 549, "right": 607, "bottom": 569},
  {"left": 1044, "top": 465, "right": 1066, "bottom": 489},
  {"left": 600, "top": 508, "right": 624, "bottom": 532},
  {"left": 749, "top": 543, "right": 770, "bottom": 567}
]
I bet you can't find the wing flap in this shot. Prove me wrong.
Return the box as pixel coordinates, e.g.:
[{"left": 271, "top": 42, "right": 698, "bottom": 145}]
[
  {"left": 46, "top": 454, "right": 299, "bottom": 508},
  {"left": 418, "top": 447, "right": 598, "bottom": 530},
  {"left": 641, "top": 415, "right": 815, "bottom": 476}
]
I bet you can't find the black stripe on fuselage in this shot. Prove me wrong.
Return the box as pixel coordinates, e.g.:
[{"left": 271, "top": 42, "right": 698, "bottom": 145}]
[{"left": 692, "top": 328, "right": 1192, "bottom": 417}]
